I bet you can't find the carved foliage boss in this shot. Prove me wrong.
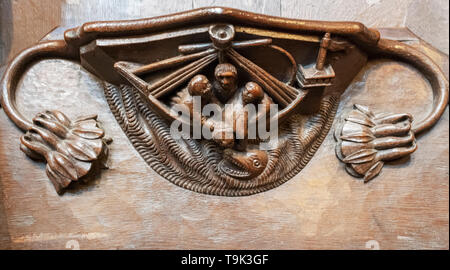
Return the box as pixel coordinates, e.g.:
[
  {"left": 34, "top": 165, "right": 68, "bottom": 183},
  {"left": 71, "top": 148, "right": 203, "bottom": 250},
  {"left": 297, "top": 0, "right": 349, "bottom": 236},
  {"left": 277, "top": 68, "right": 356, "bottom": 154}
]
[{"left": 1, "top": 8, "right": 448, "bottom": 195}]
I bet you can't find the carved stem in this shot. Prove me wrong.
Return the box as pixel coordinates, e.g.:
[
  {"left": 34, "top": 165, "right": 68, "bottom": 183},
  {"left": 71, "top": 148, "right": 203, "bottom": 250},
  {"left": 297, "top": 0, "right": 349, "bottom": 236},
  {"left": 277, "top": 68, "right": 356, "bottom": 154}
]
[
  {"left": 373, "top": 39, "right": 449, "bottom": 135},
  {"left": 0, "top": 40, "right": 76, "bottom": 131}
]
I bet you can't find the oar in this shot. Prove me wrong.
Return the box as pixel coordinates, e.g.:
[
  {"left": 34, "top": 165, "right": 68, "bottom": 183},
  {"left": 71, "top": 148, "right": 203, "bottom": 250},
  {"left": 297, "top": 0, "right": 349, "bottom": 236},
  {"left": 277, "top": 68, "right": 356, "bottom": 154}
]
[
  {"left": 132, "top": 48, "right": 216, "bottom": 75},
  {"left": 227, "top": 49, "right": 295, "bottom": 107},
  {"left": 151, "top": 54, "right": 218, "bottom": 98},
  {"left": 178, "top": 38, "right": 272, "bottom": 54}
]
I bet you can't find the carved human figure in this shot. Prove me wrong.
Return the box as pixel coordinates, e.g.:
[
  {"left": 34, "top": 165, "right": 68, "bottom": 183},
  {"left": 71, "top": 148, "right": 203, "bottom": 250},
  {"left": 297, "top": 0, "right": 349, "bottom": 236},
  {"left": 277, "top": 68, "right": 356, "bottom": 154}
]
[
  {"left": 242, "top": 82, "right": 265, "bottom": 105},
  {"left": 171, "top": 74, "right": 215, "bottom": 125},
  {"left": 171, "top": 68, "right": 275, "bottom": 151},
  {"left": 220, "top": 81, "right": 273, "bottom": 150},
  {"left": 187, "top": 74, "right": 214, "bottom": 104},
  {"left": 213, "top": 63, "right": 238, "bottom": 103},
  {"left": 171, "top": 74, "right": 234, "bottom": 147}
]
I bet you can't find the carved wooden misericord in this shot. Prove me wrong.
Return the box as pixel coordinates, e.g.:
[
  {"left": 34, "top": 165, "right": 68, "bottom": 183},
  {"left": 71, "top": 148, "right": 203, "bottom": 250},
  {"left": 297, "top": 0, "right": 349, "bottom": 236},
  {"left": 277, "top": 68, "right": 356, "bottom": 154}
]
[{"left": 0, "top": 7, "right": 448, "bottom": 195}]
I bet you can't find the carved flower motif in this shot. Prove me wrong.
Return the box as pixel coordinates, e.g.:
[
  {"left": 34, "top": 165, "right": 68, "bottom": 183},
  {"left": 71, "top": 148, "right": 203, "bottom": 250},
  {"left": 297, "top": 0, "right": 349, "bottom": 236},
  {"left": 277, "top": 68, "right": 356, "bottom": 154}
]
[
  {"left": 20, "top": 110, "right": 110, "bottom": 194},
  {"left": 335, "top": 104, "right": 417, "bottom": 182}
]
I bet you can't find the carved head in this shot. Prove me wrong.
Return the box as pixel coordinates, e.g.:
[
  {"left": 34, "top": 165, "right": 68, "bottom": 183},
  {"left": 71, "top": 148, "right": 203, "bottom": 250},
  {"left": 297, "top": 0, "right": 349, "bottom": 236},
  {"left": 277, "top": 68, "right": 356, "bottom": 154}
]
[
  {"left": 214, "top": 63, "right": 237, "bottom": 92},
  {"left": 188, "top": 74, "right": 212, "bottom": 101},
  {"left": 242, "top": 82, "right": 264, "bottom": 105},
  {"left": 219, "top": 148, "right": 268, "bottom": 180}
]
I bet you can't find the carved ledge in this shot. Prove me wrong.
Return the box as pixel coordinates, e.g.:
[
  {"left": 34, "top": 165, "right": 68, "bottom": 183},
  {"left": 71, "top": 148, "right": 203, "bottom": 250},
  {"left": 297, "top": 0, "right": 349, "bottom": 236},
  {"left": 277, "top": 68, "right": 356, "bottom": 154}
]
[{"left": 0, "top": 7, "right": 447, "bottom": 195}]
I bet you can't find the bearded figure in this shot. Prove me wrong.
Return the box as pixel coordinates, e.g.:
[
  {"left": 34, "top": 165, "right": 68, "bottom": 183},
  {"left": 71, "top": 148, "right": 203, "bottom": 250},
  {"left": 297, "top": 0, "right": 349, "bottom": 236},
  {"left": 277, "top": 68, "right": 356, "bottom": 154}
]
[{"left": 213, "top": 63, "right": 238, "bottom": 103}]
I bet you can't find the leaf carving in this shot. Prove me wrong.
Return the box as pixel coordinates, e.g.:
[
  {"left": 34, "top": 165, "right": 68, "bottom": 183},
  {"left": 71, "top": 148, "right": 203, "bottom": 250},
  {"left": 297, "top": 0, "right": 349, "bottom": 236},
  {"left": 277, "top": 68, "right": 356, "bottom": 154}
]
[
  {"left": 49, "top": 110, "right": 71, "bottom": 126},
  {"left": 46, "top": 151, "right": 78, "bottom": 181},
  {"left": 345, "top": 116, "right": 375, "bottom": 127},
  {"left": 33, "top": 115, "right": 68, "bottom": 138},
  {"left": 74, "top": 114, "right": 98, "bottom": 123},
  {"left": 340, "top": 132, "right": 375, "bottom": 143},
  {"left": 73, "top": 119, "right": 99, "bottom": 129},
  {"left": 353, "top": 104, "right": 374, "bottom": 118},
  {"left": 46, "top": 164, "right": 72, "bottom": 194},
  {"left": 20, "top": 110, "right": 109, "bottom": 194},
  {"left": 342, "top": 148, "right": 377, "bottom": 164},
  {"left": 65, "top": 139, "right": 99, "bottom": 161},
  {"left": 336, "top": 104, "right": 416, "bottom": 183},
  {"left": 364, "top": 161, "right": 384, "bottom": 183},
  {"left": 71, "top": 127, "right": 105, "bottom": 140}
]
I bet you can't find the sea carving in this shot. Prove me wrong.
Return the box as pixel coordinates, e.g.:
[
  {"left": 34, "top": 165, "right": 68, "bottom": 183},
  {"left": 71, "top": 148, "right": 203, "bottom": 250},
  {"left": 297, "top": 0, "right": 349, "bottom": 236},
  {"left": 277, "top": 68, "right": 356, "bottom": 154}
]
[
  {"left": 104, "top": 81, "right": 338, "bottom": 195},
  {"left": 104, "top": 23, "right": 342, "bottom": 195},
  {"left": 334, "top": 104, "right": 417, "bottom": 182},
  {"left": 0, "top": 7, "right": 447, "bottom": 195}
]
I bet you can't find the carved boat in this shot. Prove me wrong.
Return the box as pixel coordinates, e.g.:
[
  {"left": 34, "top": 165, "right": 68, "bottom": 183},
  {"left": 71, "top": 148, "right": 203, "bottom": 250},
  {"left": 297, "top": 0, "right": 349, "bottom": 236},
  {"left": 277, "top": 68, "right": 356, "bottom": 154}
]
[{"left": 112, "top": 23, "right": 310, "bottom": 129}]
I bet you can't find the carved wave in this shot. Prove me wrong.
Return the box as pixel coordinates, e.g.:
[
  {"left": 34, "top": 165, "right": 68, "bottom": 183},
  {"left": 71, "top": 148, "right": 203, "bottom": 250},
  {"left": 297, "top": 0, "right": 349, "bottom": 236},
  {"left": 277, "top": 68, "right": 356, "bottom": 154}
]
[{"left": 104, "top": 83, "right": 339, "bottom": 196}]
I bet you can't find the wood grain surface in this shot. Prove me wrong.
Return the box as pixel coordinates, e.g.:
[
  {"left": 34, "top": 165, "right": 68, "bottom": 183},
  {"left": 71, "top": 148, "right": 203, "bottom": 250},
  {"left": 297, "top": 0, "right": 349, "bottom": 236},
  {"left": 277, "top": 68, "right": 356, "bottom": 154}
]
[
  {"left": 0, "top": 0, "right": 448, "bottom": 250},
  {"left": 0, "top": 0, "right": 61, "bottom": 64}
]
